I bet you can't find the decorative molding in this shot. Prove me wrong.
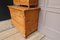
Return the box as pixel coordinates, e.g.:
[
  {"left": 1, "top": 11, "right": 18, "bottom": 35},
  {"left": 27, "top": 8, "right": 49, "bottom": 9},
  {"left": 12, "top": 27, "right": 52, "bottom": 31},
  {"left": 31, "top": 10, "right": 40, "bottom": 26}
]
[
  {"left": 46, "top": 0, "right": 60, "bottom": 14},
  {"left": 47, "top": 0, "right": 60, "bottom": 8},
  {"left": 46, "top": 7, "right": 60, "bottom": 14}
]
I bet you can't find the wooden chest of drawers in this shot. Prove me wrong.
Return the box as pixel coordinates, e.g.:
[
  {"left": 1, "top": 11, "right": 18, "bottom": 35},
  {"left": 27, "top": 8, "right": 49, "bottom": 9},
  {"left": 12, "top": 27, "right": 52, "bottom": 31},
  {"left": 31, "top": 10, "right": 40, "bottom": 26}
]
[
  {"left": 13, "top": 0, "right": 38, "bottom": 7},
  {"left": 8, "top": 6, "right": 40, "bottom": 37}
]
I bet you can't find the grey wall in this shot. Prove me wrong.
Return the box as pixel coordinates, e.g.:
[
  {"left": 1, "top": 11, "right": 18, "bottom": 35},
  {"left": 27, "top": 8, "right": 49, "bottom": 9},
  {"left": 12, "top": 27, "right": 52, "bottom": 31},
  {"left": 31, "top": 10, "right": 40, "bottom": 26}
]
[{"left": 38, "top": 0, "right": 60, "bottom": 40}]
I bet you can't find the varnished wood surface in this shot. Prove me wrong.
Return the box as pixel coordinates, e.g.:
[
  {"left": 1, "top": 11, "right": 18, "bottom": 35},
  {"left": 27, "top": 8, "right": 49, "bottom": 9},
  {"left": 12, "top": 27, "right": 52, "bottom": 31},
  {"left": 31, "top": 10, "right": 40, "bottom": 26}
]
[
  {"left": 8, "top": 6, "right": 40, "bottom": 37},
  {"left": 13, "top": 0, "right": 38, "bottom": 7}
]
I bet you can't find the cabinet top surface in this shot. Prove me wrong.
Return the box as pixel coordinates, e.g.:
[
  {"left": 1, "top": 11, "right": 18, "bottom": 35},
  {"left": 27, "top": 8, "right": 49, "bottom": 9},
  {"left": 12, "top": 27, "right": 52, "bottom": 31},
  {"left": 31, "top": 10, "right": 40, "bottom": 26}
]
[{"left": 8, "top": 6, "right": 40, "bottom": 11}]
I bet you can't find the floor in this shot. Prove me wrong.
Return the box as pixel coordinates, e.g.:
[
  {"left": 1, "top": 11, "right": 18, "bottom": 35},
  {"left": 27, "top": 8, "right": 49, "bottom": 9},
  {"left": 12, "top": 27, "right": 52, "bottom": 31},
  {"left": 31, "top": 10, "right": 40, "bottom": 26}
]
[{"left": 0, "top": 20, "right": 49, "bottom": 40}]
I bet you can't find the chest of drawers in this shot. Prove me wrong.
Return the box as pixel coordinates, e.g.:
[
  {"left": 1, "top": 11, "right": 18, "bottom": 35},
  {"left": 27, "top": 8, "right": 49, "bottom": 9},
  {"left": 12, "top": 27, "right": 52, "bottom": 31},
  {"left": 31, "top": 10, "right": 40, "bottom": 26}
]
[{"left": 8, "top": 6, "right": 40, "bottom": 37}]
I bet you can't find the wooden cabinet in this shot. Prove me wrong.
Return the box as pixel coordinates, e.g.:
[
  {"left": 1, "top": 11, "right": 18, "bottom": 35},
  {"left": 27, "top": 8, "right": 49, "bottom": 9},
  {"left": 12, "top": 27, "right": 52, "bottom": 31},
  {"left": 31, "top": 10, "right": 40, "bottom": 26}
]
[
  {"left": 13, "top": 0, "right": 38, "bottom": 7},
  {"left": 8, "top": 6, "right": 40, "bottom": 37}
]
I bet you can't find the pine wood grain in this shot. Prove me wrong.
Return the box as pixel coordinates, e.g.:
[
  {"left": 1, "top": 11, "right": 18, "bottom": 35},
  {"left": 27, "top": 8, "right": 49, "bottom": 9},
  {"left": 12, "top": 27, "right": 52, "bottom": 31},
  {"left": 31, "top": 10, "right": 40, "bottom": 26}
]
[
  {"left": 8, "top": 6, "right": 40, "bottom": 37},
  {"left": 13, "top": 0, "right": 38, "bottom": 7}
]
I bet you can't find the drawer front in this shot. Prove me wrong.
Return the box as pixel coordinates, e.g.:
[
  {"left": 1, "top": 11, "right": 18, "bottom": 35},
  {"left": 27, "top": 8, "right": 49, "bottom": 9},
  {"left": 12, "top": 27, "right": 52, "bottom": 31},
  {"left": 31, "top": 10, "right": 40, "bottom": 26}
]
[
  {"left": 11, "top": 14, "right": 25, "bottom": 26},
  {"left": 9, "top": 8, "right": 24, "bottom": 18},
  {"left": 11, "top": 11, "right": 24, "bottom": 19},
  {"left": 10, "top": 10, "right": 25, "bottom": 26},
  {"left": 9, "top": 8, "right": 25, "bottom": 27}
]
